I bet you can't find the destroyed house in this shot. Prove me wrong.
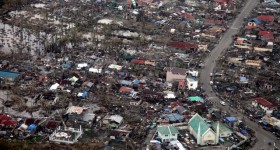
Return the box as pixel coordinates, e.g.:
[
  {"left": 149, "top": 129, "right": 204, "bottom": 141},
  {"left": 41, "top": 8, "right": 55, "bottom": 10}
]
[
  {"left": 0, "top": 115, "right": 16, "bottom": 129},
  {"left": 168, "top": 41, "right": 198, "bottom": 51},
  {"left": 36, "top": 92, "right": 58, "bottom": 105},
  {"left": 45, "top": 121, "right": 60, "bottom": 133},
  {"left": 203, "top": 19, "right": 223, "bottom": 25},
  {"left": 119, "top": 86, "right": 132, "bottom": 93},
  {"left": 214, "top": 0, "right": 228, "bottom": 4},
  {"left": 181, "top": 13, "right": 195, "bottom": 20},
  {"left": 109, "top": 129, "right": 131, "bottom": 142},
  {"left": 131, "top": 59, "right": 145, "bottom": 65},
  {"left": 140, "top": 89, "right": 163, "bottom": 101},
  {"left": 66, "top": 106, "right": 89, "bottom": 122},
  {"left": 77, "top": 91, "right": 88, "bottom": 99},
  {"left": 103, "top": 115, "right": 123, "bottom": 129},
  {"left": 165, "top": 67, "right": 188, "bottom": 82},
  {"left": 49, "top": 126, "right": 83, "bottom": 144}
]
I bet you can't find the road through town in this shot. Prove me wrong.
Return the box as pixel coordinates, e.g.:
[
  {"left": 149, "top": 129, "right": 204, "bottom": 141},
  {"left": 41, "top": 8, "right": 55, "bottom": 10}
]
[{"left": 199, "top": 0, "right": 280, "bottom": 149}]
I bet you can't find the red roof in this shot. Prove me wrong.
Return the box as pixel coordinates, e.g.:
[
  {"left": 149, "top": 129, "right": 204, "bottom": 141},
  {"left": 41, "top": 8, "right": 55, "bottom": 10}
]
[
  {"left": 145, "top": 61, "right": 156, "bottom": 66},
  {"left": 138, "top": 56, "right": 145, "bottom": 60},
  {"left": 181, "top": 13, "right": 195, "bottom": 20},
  {"left": 254, "top": 97, "right": 274, "bottom": 108},
  {"left": 178, "top": 80, "right": 185, "bottom": 88},
  {"left": 131, "top": 59, "right": 145, "bottom": 64},
  {"left": 245, "top": 25, "right": 264, "bottom": 30},
  {"left": 46, "top": 121, "right": 59, "bottom": 129},
  {"left": 257, "top": 15, "right": 275, "bottom": 22},
  {"left": 170, "top": 102, "right": 182, "bottom": 108},
  {"left": 139, "top": 84, "right": 145, "bottom": 89},
  {"left": 25, "top": 118, "right": 35, "bottom": 125},
  {"left": 258, "top": 31, "right": 274, "bottom": 39},
  {"left": 119, "top": 86, "right": 131, "bottom": 93},
  {"left": 0, "top": 115, "right": 9, "bottom": 121},
  {"left": 204, "top": 19, "right": 223, "bottom": 25},
  {"left": 168, "top": 42, "right": 198, "bottom": 50},
  {"left": 1, "top": 120, "right": 16, "bottom": 126},
  {"left": 214, "top": 0, "right": 228, "bottom": 3}
]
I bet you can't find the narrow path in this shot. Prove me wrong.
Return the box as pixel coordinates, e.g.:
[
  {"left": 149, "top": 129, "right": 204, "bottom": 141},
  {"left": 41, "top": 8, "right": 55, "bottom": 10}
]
[{"left": 200, "top": 0, "right": 279, "bottom": 149}]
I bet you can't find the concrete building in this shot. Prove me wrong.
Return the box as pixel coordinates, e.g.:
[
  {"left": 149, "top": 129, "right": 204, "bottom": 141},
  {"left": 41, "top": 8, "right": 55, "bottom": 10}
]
[
  {"left": 186, "top": 77, "right": 198, "bottom": 90},
  {"left": 252, "top": 97, "right": 276, "bottom": 115},
  {"left": 165, "top": 67, "right": 188, "bottom": 82},
  {"left": 245, "top": 60, "right": 262, "bottom": 67},
  {"left": 49, "top": 126, "right": 83, "bottom": 144}
]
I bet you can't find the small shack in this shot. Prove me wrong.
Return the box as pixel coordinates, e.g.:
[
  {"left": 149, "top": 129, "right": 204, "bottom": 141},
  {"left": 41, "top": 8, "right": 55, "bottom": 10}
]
[{"left": 224, "top": 117, "right": 238, "bottom": 128}]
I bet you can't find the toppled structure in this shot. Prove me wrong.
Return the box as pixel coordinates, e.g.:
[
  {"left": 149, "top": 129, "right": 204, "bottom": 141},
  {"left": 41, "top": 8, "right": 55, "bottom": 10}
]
[{"left": 49, "top": 126, "right": 83, "bottom": 144}]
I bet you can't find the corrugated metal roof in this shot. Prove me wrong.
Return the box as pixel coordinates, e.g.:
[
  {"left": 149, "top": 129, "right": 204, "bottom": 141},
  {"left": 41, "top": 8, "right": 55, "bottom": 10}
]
[
  {"left": 157, "top": 125, "right": 179, "bottom": 135},
  {"left": 188, "top": 113, "right": 210, "bottom": 136},
  {"left": 225, "top": 117, "right": 238, "bottom": 122},
  {"left": 254, "top": 97, "right": 274, "bottom": 108},
  {"left": 0, "top": 70, "right": 20, "bottom": 79},
  {"left": 166, "top": 113, "right": 183, "bottom": 122},
  {"left": 188, "top": 96, "right": 203, "bottom": 102},
  {"left": 257, "top": 15, "right": 275, "bottom": 22},
  {"left": 212, "top": 122, "right": 232, "bottom": 133}
]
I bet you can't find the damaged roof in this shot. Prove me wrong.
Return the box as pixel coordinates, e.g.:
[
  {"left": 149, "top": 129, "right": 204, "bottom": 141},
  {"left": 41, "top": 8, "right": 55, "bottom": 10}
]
[{"left": 168, "top": 41, "right": 198, "bottom": 50}]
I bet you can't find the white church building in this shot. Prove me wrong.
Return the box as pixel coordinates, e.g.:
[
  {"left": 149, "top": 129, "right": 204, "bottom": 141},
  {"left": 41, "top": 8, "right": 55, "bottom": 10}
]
[{"left": 188, "top": 113, "right": 220, "bottom": 146}]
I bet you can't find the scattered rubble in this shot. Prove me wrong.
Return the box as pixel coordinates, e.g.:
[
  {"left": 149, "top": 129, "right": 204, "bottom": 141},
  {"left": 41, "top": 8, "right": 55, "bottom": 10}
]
[{"left": 0, "top": 0, "right": 273, "bottom": 150}]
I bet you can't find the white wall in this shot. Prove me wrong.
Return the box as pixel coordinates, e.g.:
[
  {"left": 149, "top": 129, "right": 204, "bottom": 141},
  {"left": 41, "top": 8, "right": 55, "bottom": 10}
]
[
  {"left": 158, "top": 131, "right": 178, "bottom": 142},
  {"left": 166, "top": 72, "right": 186, "bottom": 82},
  {"left": 220, "top": 131, "right": 232, "bottom": 138},
  {"left": 252, "top": 101, "right": 273, "bottom": 115},
  {"left": 187, "top": 80, "right": 198, "bottom": 90},
  {"left": 201, "top": 130, "right": 216, "bottom": 145}
]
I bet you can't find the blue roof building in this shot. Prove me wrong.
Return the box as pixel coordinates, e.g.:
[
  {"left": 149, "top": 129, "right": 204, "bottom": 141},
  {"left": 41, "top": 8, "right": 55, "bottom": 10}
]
[
  {"left": 224, "top": 117, "right": 238, "bottom": 128},
  {"left": 27, "top": 124, "right": 37, "bottom": 131},
  {"left": 119, "top": 80, "right": 132, "bottom": 86},
  {"left": 62, "top": 61, "right": 72, "bottom": 69},
  {"left": 166, "top": 113, "right": 184, "bottom": 122},
  {"left": 77, "top": 91, "right": 88, "bottom": 99},
  {"left": 240, "top": 77, "right": 248, "bottom": 83},
  {"left": 0, "top": 70, "right": 20, "bottom": 80},
  {"left": 224, "top": 117, "right": 238, "bottom": 122},
  {"left": 249, "top": 18, "right": 263, "bottom": 25},
  {"left": 133, "top": 79, "right": 140, "bottom": 85}
]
